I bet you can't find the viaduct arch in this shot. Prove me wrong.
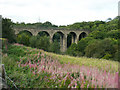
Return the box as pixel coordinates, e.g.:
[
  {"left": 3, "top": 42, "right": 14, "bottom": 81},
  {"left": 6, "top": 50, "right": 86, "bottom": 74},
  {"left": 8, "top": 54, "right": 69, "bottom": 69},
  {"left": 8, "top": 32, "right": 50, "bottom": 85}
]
[{"left": 14, "top": 28, "right": 90, "bottom": 52}]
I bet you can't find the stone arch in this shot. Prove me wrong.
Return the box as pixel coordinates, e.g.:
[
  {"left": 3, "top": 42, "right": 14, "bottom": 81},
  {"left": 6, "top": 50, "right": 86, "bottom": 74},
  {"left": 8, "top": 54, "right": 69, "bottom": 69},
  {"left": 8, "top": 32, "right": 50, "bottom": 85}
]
[
  {"left": 37, "top": 31, "right": 50, "bottom": 37},
  {"left": 52, "top": 31, "right": 64, "bottom": 41},
  {"left": 67, "top": 32, "right": 77, "bottom": 48},
  {"left": 52, "top": 31, "right": 66, "bottom": 52},
  {"left": 17, "top": 30, "right": 33, "bottom": 36},
  {"left": 79, "top": 32, "right": 87, "bottom": 41}
]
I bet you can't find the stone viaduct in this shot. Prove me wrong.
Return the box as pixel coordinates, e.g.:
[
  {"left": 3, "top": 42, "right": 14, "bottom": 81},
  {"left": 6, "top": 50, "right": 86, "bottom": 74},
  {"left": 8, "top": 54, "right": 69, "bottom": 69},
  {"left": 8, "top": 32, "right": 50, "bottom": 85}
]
[{"left": 14, "top": 28, "right": 90, "bottom": 52}]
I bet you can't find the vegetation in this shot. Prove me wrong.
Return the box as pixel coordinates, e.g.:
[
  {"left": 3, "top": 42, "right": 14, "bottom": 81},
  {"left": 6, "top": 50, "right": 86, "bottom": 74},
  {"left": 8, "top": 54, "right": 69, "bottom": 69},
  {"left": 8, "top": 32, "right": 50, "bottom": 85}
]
[
  {"left": 2, "top": 16, "right": 119, "bottom": 61},
  {"left": 66, "top": 17, "right": 119, "bottom": 61},
  {"left": 2, "top": 18, "right": 16, "bottom": 43},
  {"left": 2, "top": 44, "right": 119, "bottom": 88},
  {"left": 1, "top": 15, "right": 120, "bottom": 89}
]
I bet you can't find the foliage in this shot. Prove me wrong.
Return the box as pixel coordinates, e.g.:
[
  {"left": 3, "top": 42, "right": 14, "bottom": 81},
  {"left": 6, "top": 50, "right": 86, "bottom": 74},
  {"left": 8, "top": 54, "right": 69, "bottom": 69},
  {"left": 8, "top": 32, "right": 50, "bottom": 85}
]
[
  {"left": 17, "top": 33, "right": 30, "bottom": 46},
  {"left": 88, "top": 30, "right": 106, "bottom": 39},
  {"left": 49, "top": 40, "right": 60, "bottom": 54},
  {"left": 29, "top": 36, "right": 37, "bottom": 48},
  {"left": 2, "top": 18, "right": 16, "bottom": 43},
  {"left": 77, "top": 37, "right": 95, "bottom": 55},
  {"left": 36, "top": 36, "right": 50, "bottom": 51},
  {"left": 67, "top": 43, "right": 78, "bottom": 56},
  {"left": 14, "top": 21, "right": 58, "bottom": 29},
  {"left": 67, "top": 37, "right": 95, "bottom": 57},
  {"left": 107, "top": 30, "right": 120, "bottom": 39},
  {"left": 2, "top": 44, "right": 119, "bottom": 88},
  {"left": 13, "top": 16, "right": 119, "bottom": 61},
  {"left": 85, "top": 38, "right": 117, "bottom": 60},
  {"left": 1, "top": 38, "right": 8, "bottom": 53}
]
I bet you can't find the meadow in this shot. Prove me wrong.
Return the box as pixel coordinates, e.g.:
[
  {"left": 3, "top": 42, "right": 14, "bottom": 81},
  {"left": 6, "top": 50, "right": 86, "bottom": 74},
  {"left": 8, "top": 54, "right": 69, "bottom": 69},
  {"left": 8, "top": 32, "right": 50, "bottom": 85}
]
[{"left": 2, "top": 43, "right": 119, "bottom": 88}]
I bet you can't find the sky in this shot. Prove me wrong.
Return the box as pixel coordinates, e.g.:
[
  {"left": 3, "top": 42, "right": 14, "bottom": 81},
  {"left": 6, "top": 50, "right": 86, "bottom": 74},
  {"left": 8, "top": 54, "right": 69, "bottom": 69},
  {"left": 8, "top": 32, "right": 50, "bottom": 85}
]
[{"left": 0, "top": 0, "right": 119, "bottom": 25}]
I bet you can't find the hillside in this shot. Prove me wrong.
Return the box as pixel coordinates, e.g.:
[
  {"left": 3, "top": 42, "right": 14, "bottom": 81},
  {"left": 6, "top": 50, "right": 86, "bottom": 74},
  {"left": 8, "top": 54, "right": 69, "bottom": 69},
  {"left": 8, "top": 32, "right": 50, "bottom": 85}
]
[{"left": 2, "top": 44, "right": 119, "bottom": 88}]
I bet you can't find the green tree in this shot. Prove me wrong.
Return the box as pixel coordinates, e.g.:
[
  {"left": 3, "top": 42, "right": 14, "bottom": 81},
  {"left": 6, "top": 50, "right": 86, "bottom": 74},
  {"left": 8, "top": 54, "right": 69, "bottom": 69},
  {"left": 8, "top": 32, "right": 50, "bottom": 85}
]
[
  {"left": 88, "top": 30, "right": 106, "bottom": 39},
  {"left": 85, "top": 38, "right": 116, "bottom": 60},
  {"left": 17, "top": 33, "right": 30, "bottom": 46},
  {"left": 77, "top": 37, "right": 95, "bottom": 56},
  {"left": 107, "top": 30, "right": 120, "bottom": 39},
  {"left": 36, "top": 36, "right": 50, "bottom": 51},
  {"left": 67, "top": 43, "right": 78, "bottom": 56},
  {"left": 2, "top": 18, "right": 16, "bottom": 43},
  {"left": 49, "top": 40, "right": 60, "bottom": 53},
  {"left": 29, "top": 36, "right": 37, "bottom": 48}
]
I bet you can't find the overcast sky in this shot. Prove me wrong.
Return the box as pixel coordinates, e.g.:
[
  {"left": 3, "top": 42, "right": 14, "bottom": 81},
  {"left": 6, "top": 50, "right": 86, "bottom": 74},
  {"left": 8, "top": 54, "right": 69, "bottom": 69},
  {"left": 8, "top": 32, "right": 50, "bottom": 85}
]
[{"left": 0, "top": 0, "right": 119, "bottom": 25}]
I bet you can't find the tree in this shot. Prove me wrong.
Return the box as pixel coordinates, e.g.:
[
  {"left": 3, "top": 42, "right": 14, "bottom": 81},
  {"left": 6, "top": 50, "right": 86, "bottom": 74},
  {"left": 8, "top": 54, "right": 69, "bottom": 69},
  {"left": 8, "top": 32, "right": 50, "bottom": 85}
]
[
  {"left": 36, "top": 36, "right": 50, "bottom": 51},
  {"left": 107, "top": 30, "right": 120, "bottom": 39},
  {"left": 85, "top": 38, "right": 116, "bottom": 60},
  {"left": 77, "top": 37, "right": 95, "bottom": 56},
  {"left": 29, "top": 36, "right": 37, "bottom": 48},
  {"left": 67, "top": 43, "right": 78, "bottom": 56},
  {"left": 17, "top": 33, "right": 30, "bottom": 46},
  {"left": 2, "top": 18, "right": 16, "bottom": 43},
  {"left": 106, "top": 18, "right": 112, "bottom": 22},
  {"left": 88, "top": 30, "right": 106, "bottom": 39},
  {"left": 49, "top": 40, "right": 60, "bottom": 53}
]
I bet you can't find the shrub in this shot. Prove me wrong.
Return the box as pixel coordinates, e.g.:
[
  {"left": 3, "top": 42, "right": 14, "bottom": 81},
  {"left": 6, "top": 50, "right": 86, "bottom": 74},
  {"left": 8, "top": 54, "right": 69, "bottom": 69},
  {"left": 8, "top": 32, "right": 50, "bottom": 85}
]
[
  {"left": 107, "top": 30, "right": 120, "bottom": 39},
  {"left": 36, "top": 36, "right": 50, "bottom": 51},
  {"left": 88, "top": 30, "right": 106, "bottom": 39},
  {"left": 67, "top": 43, "right": 78, "bottom": 56},
  {"left": 85, "top": 38, "right": 116, "bottom": 59},
  {"left": 77, "top": 37, "right": 95, "bottom": 56},
  {"left": 17, "top": 33, "right": 30, "bottom": 46},
  {"left": 49, "top": 40, "right": 60, "bottom": 53},
  {"left": 102, "top": 53, "right": 112, "bottom": 60},
  {"left": 1, "top": 38, "right": 8, "bottom": 53},
  {"left": 2, "top": 18, "right": 16, "bottom": 43},
  {"left": 29, "top": 36, "right": 37, "bottom": 48}
]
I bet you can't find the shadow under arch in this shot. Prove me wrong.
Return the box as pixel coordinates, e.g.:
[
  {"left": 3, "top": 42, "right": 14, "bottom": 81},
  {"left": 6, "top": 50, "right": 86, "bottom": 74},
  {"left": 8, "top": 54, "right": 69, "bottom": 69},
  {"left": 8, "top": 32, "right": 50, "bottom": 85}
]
[
  {"left": 52, "top": 31, "right": 65, "bottom": 52},
  {"left": 37, "top": 31, "right": 50, "bottom": 37},
  {"left": 79, "top": 32, "right": 87, "bottom": 41},
  {"left": 67, "top": 32, "right": 77, "bottom": 48},
  {"left": 18, "top": 30, "right": 33, "bottom": 36}
]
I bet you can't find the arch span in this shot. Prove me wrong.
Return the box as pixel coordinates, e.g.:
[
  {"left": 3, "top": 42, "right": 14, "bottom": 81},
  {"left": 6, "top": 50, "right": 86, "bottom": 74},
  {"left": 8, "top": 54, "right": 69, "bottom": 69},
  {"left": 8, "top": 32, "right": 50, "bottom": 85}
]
[
  {"left": 18, "top": 30, "right": 33, "bottom": 36},
  {"left": 37, "top": 31, "right": 50, "bottom": 37},
  {"left": 67, "top": 32, "right": 77, "bottom": 48},
  {"left": 52, "top": 31, "right": 65, "bottom": 52},
  {"left": 79, "top": 32, "right": 87, "bottom": 41}
]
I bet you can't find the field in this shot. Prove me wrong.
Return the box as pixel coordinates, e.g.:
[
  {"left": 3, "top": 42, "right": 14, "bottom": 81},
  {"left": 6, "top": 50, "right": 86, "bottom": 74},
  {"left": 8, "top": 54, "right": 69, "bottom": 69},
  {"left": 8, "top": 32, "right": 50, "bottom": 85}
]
[{"left": 2, "top": 43, "right": 119, "bottom": 88}]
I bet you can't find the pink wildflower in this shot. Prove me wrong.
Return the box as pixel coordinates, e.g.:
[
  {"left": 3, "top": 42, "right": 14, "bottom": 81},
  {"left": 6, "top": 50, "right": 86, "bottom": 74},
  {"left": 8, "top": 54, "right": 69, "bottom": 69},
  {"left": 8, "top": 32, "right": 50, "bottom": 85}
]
[
  {"left": 33, "top": 71, "right": 35, "bottom": 75},
  {"left": 81, "top": 83, "right": 84, "bottom": 88}
]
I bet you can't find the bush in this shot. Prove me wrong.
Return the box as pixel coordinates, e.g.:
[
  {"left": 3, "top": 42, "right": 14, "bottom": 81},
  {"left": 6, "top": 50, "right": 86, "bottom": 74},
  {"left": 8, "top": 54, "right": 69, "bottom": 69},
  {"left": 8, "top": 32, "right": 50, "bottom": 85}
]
[
  {"left": 1, "top": 38, "right": 8, "bottom": 53},
  {"left": 85, "top": 38, "right": 116, "bottom": 59},
  {"left": 67, "top": 37, "right": 96, "bottom": 57},
  {"left": 17, "top": 33, "right": 30, "bottom": 46},
  {"left": 102, "top": 53, "right": 112, "bottom": 60},
  {"left": 2, "top": 18, "right": 16, "bottom": 43},
  {"left": 107, "top": 30, "right": 120, "bottom": 39},
  {"left": 88, "top": 31, "right": 106, "bottom": 39},
  {"left": 36, "top": 36, "right": 50, "bottom": 51},
  {"left": 29, "top": 36, "right": 37, "bottom": 48},
  {"left": 77, "top": 37, "right": 95, "bottom": 56},
  {"left": 67, "top": 43, "right": 78, "bottom": 56},
  {"left": 49, "top": 40, "right": 60, "bottom": 53}
]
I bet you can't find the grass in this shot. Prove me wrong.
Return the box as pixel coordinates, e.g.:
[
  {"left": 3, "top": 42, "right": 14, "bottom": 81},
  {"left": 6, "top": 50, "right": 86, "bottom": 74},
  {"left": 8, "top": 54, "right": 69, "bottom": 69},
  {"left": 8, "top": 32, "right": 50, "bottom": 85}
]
[
  {"left": 45, "top": 51, "right": 119, "bottom": 73},
  {"left": 2, "top": 44, "right": 119, "bottom": 88}
]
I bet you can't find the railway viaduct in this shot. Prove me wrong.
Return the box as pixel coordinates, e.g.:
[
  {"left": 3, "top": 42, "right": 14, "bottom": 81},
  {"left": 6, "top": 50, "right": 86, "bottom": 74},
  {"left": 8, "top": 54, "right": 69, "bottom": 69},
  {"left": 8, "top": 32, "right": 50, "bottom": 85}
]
[{"left": 14, "top": 28, "right": 90, "bottom": 52}]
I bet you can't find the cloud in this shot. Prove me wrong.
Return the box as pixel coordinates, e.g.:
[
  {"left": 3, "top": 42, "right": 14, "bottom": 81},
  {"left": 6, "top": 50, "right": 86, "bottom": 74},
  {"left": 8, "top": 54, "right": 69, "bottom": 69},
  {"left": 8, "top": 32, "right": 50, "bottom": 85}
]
[{"left": 0, "top": 0, "right": 119, "bottom": 25}]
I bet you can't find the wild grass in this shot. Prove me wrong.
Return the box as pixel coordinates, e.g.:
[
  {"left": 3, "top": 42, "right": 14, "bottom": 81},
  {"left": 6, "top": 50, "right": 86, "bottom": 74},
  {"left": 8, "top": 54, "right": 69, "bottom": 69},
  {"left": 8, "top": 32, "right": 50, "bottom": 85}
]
[
  {"left": 2, "top": 44, "right": 119, "bottom": 88},
  {"left": 45, "top": 51, "right": 119, "bottom": 73}
]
